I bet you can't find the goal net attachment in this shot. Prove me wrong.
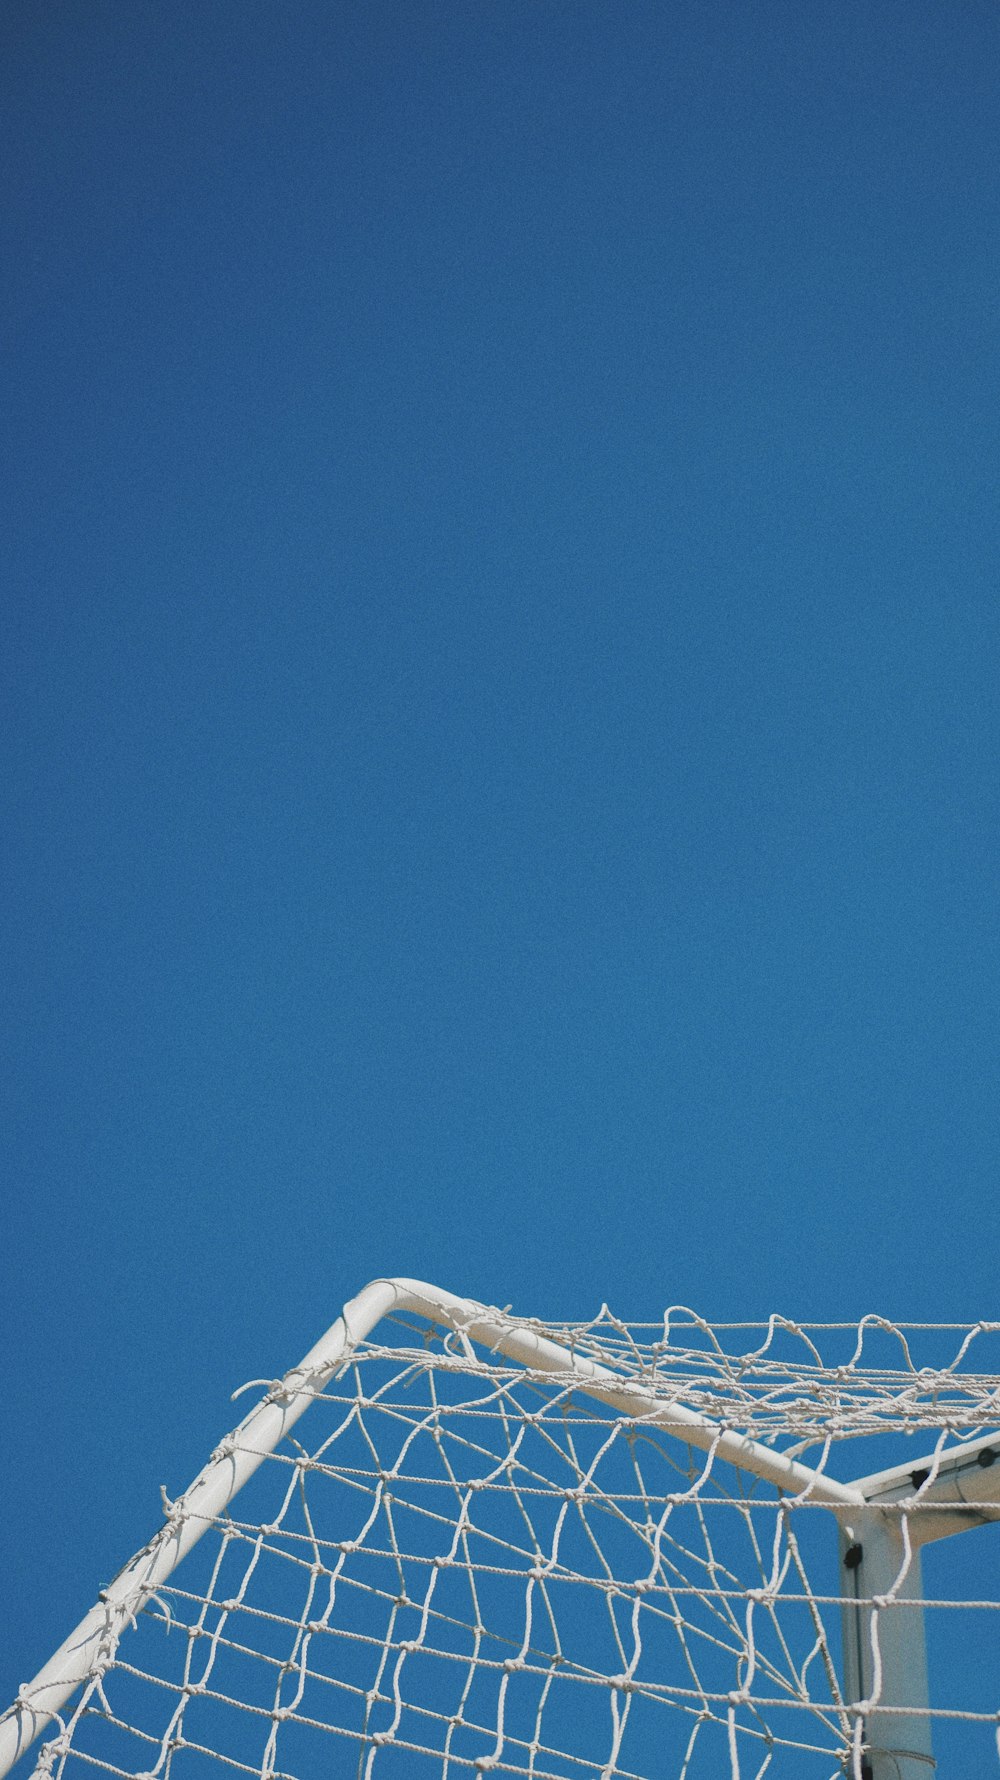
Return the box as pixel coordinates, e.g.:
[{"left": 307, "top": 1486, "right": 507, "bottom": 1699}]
[{"left": 3, "top": 1278, "right": 1000, "bottom": 1780}]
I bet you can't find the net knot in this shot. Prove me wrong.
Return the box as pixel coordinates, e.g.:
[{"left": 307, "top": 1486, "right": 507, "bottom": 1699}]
[
  {"left": 159, "top": 1485, "right": 184, "bottom": 1523},
  {"left": 33, "top": 1735, "right": 70, "bottom": 1778}
]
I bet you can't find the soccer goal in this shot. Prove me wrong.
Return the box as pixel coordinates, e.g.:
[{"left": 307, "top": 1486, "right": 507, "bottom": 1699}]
[{"left": 3, "top": 1278, "right": 1000, "bottom": 1780}]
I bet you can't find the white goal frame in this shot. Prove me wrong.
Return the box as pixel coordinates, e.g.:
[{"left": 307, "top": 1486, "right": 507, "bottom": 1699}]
[{"left": 3, "top": 1276, "right": 999, "bottom": 1780}]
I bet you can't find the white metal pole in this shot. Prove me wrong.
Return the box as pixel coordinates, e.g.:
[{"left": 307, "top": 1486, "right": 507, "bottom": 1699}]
[
  {"left": 834, "top": 1432, "right": 1000, "bottom": 1777},
  {"left": 838, "top": 1511, "right": 933, "bottom": 1780}
]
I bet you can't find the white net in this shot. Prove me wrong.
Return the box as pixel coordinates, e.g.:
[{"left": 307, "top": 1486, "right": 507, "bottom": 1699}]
[{"left": 8, "top": 1303, "right": 1000, "bottom": 1780}]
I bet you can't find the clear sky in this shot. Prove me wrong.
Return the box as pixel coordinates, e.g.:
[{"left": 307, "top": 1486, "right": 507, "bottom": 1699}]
[{"left": 2, "top": 0, "right": 999, "bottom": 1729}]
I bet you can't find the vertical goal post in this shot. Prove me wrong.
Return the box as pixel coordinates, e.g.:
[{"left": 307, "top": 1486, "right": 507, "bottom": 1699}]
[{"left": 3, "top": 1277, "right": 1000, "bottom": 1780}]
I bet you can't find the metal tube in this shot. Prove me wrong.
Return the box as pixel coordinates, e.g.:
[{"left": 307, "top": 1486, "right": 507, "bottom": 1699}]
[
  {"left": 853, "top": 1431, "right": 1000, "bottom": 1546},
  {"left": 838, "top": 1511, "right": 933, "bottom": 1779}
]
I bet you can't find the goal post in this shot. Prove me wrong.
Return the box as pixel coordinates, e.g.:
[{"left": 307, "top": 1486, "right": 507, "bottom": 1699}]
[
  {"left": 836, "top": 1433, "right": 1000, "bottom": 1778},
  {"left": 2, "top": 1278, "right": 1000, "bottom": 1780}
]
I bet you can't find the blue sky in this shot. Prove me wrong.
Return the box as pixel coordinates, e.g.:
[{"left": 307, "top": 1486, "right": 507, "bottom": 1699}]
[{"left": 2, "top": 0, "right": 999, "bottom": 1732}]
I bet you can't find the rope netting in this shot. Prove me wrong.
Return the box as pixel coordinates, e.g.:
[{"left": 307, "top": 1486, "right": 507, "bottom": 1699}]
[{"left": 12, "top": 1308, "right": 1000, "bottom": 1780}]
